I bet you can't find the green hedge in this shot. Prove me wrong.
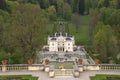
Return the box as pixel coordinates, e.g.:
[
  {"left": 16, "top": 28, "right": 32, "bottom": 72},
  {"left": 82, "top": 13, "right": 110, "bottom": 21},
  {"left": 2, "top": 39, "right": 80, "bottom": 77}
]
[
  {"left": 0, "top": 75, "right": 38, "bottom": 80},
  {"left": 90, "top": 74, "right": 120, "bottom": 80}
]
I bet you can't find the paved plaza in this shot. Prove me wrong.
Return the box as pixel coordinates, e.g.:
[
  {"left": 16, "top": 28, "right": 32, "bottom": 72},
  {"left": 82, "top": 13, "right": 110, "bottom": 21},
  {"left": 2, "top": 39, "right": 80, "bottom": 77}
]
[{"left": 0, "top": 71, "right": 119, "bottom": 80}]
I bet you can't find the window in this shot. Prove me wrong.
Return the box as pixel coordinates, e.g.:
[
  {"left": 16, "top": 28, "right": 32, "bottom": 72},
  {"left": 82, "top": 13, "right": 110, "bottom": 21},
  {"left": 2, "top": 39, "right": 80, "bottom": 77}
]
[
  {"left": 68, "top": 47, "right": 70, "bottom": 49},
  {"left": 52, "top": 43, "right": 54, "bottom": 46},
  {"left": 68, "top": 43, "right": 70, "bottom": 46}
]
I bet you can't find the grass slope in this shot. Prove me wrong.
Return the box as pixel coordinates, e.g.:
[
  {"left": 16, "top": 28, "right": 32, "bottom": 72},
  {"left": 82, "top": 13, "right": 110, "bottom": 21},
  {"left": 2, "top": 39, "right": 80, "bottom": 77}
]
[
  {"left": 69, "top": 15, "right": 90, "bottom": 45},
  {"left": 45, "top": 15, "right": 90, "bottom": 45}
]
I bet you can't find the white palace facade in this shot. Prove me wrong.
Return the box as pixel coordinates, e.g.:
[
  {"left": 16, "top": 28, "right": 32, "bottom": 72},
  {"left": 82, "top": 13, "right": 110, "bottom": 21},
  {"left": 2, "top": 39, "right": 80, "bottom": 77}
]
[{"left": 44, "top": 32, "right": 76, "bottom": 52}]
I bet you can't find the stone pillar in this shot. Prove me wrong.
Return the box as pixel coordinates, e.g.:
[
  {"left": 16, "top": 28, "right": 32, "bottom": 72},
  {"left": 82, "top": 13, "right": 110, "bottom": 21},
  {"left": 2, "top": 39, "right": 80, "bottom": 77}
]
[
  {"left": 78, "top": 66, "right": 83, "bottom": 72},
  {"left": 73, "top": 71, "right": 80, "bottom": 78},
  {"left": 83, "top": 65, "right": 87, "bottom": 71},
  {"left": 49, "top": 65, "right": 55, "bottom": 78},
  {"left": 45, "top": 65, "right": 50, "bottom": 72},
  {"left": 2, "top": 65, "right": 7, "bottom": 72},
  {"left": 49, "top": 70, "right": 55, "bottom": 78},
  {"left": 73, "top": 65, "right": 80, "bottom": 78}
]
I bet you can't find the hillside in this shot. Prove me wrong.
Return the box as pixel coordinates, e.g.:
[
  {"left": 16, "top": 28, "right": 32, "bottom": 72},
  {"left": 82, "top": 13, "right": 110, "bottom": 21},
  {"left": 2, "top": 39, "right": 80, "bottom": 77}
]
[{"left": 0, "top": 0, "right": 119, "bottom": 64}]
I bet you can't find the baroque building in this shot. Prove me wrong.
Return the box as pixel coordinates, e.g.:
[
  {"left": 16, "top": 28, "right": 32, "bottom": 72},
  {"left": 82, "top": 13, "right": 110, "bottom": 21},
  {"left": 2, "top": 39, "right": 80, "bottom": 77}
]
[
  {"left": 44, "top": 32, "right": 76, "bottom": 52},
  {"left": 43, "top": 20, "right": 77, "bottom": 52}
]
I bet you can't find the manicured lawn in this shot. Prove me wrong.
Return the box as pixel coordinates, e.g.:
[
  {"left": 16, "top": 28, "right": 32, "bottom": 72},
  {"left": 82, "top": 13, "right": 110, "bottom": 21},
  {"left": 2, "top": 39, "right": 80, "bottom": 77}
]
[
  {"left": 90, "top": 74, "right": 120, "bottom": 80},
  {"left": 0, "top": 75, "right": 38, "bottom": 80},
  {"left": 69, "top": 15, "right": 90, "bottom": 45}
]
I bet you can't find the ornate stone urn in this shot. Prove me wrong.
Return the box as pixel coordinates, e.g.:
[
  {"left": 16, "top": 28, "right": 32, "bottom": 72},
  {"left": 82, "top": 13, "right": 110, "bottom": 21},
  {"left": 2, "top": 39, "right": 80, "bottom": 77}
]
[
  {"left": 1, "top": 60, "right": 7, "bottom": 65},
  {"left": 27, "top": 59, "right": 33, "bottom": 65},
  {"left": 94, "top": 59, "right": 100, "bottom": 64},
  {"left": 78, "top": 58, "right": 82, "bottom": 64},
  {"left": 45, "top": 59, "right": 49, "bottom": 65}
]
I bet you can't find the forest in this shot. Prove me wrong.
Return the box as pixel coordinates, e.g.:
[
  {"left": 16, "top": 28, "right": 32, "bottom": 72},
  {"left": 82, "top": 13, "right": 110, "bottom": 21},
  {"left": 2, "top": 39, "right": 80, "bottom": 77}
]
[{"left": 0, "top": 0, "right": 120, "bottom": 64}]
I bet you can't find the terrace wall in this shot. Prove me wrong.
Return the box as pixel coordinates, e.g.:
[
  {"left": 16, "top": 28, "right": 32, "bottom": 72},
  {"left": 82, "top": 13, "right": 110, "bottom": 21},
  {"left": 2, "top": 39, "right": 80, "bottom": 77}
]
[{"left": 0, "top": 64, "right": 119, "bottom": 72}]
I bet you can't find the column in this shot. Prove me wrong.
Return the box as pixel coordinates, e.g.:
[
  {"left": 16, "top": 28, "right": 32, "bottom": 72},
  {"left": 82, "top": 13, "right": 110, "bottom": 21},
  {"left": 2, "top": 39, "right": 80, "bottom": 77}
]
[
  {"left": 2, "top": 65, "right": 7, "bottom": 72},
  {"left": 73, "top": 71, "right": 80, "bottom": 78},
  {"left": 49, "top": 70, "right": 55, "bottom": 78},
  {"left": 45, "top": 65, "right": 50, "bottom": 72},
  {"left": 73, "top": 65, "right": 80, "bottom": 78},
  {"left": 49, "top": 65, "right": 55, "bottom": 78}
]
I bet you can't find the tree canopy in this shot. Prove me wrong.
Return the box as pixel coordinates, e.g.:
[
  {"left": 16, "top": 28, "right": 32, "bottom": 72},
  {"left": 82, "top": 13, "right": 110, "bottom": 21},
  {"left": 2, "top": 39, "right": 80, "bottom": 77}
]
[{"left": 0, "top": 0, "right": 119, "bottom": 64}]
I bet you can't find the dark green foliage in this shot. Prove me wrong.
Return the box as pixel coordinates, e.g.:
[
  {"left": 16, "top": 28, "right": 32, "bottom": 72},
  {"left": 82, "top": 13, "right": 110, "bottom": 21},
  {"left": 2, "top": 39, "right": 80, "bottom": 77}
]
[
  {"left": 0, "top": 75, "right": 38, "bottom": 80},
  {"left": 48, "top": 5, "right": 57, "bottom": 20},
  {"left": 0, "top": 0, "right": 119, "bottom": 64},
  {"left": 10, "top": 50, "right": 22, "bottom": 64},
  {"left": 0, "top": 2, "right": 49, "bottom": 63},
  {"left": 0, "top": 0, "right": 8, "bottom": 11},
  {"left": 104, "top": 0, "right": 109, "bottom": 7},
  {"left": 63, "top": 3, "right": 72, "bottom": 20},
  {"left": 79, "top": 0, "right": 85, "bottom": 15},
  {"left": 99, "top": 7, "right": 120, "bottom": 25},
  {"left": 0, "top": 49, "right": 9, "bottom": 62},
  {"left": 93, "top": 22, "right": 118, "bottom": 63}
]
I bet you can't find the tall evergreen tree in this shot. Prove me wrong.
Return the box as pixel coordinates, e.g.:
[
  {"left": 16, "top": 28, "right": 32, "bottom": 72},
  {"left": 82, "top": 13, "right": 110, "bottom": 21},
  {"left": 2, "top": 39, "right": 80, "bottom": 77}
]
[
  {"left": 0, "top": 0, "right": 8, "bottom": 11},
  {"left": 93, "top": 22, "right": 118, "bottom": 63},
  {"left": 79, "top": 0, "right": 85, "bottom": 15}
]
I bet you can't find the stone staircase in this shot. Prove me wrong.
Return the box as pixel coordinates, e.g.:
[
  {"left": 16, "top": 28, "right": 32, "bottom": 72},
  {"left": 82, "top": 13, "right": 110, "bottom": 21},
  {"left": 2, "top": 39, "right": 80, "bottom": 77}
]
[{"left": 55, "top": 69, "right": 73, "bottom": 76}]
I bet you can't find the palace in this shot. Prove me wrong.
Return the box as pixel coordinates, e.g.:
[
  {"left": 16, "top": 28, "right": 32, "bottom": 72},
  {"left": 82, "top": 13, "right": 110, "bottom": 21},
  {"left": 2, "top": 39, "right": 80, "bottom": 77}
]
[{"left": 44, "top": 32, "right": 76, "bottom": 52}]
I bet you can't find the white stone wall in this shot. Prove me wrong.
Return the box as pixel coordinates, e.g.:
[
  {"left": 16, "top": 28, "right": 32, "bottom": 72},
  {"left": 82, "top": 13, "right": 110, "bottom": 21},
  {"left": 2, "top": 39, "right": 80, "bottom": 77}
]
[
  {"left": 49, "top": 41, "right": 58, "bottom": 52},
  {"left": 64, "top": 41, "right": 73, "bottom": 52},
  {"left": 28, "top": 66, "right": 44, "bottom": 71},
  {"left": 82, "top": 65, "right": 100, "bottom": 71},
  {"left": 86, "top": 66, "right": 100, "bottom": 70},
  {"left": 47, "top": 32, "right": 76, "bottom": 52},
  {"left": 49, "top": 71, "right": 55, "bottom": 78},
  {"left": 48, "top": 36, "right": 75, "bottom": 52}
]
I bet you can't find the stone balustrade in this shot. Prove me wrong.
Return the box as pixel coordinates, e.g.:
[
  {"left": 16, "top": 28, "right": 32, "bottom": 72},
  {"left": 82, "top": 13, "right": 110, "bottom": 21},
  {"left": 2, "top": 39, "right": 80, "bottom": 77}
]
[
  {"left": 0, "top": 64, "right": 119, "bottom": 72},
  {"left": 0, "top": 64, "right": 44, "bottom": 72},
  {"left": 6, "top": 64, "right": 28, "bottom": 71},
  {"left": 78, "top": 64, "right": 120, "bottom": 71},
  {"left": 0, "top": 64, "right": 119, "bottom": 78},
  {"left": 99, "top": 64, "right": 120, "bottom": 70}
]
